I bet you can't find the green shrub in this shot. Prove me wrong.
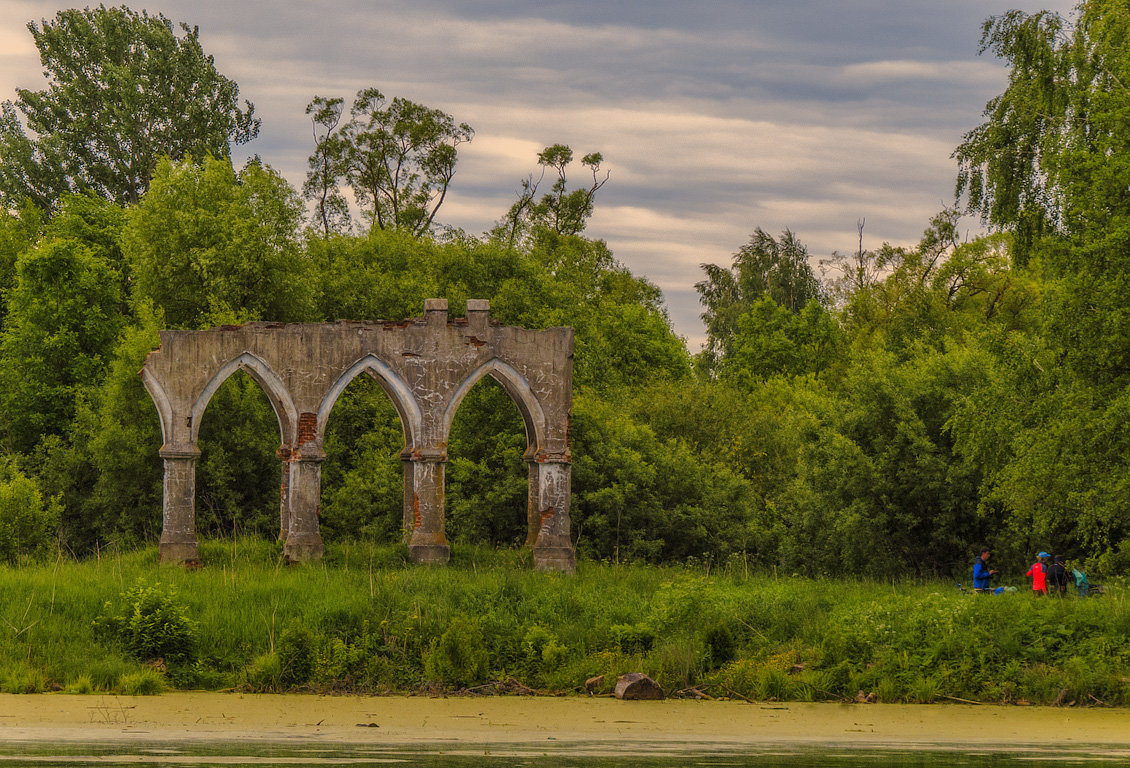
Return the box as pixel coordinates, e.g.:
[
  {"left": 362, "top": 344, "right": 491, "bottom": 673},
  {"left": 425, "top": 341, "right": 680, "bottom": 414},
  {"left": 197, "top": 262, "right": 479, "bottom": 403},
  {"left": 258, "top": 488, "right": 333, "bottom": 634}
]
[
  {"left": 876, "top": 676, "right": 901, "bottom": 703},
  {"left": 521, "top": 625, "right": 568, "bottom": 683},
  {"left": 116, "top": 669, "right": 165, "bottom": 695},
  {"left": 654, "top": 637, "right": 700, "bottom": 689},
  {"left": 361, "top": 654, "right": 404, "bottom": 691},
  {"left": 907, "top": 675, "right": 938, "bottom": 703},
  {"left": 64, "top": 675, "right": 94, "bottom": 694},
  {"left": 87, "top": 659, "right": 131, "bottom": 691},
  {"left": 816, "top": 660, "right": 854, "bottom": 697},
  {"left": 244, "top": 651, "right": 282, "bottom": 692},
  {"left": 276, "top": 624, "right": 315, "bottom": 687},
  {"left": 315, "top": 636, "right": 365, "bottom": 683},
  {"left": 712, "top": 657, "right": 758, "bottom": 697},
  {"left": 2, "top": 664, "right": 46, "bottom": 693},
  {"left": 610, "top": 623, "right": 656, "bottom": 654},
  {"left": 703, "top": 620, "right": 737, "bottom": 667},
  {"left": 756, "top": 667, "right": 790, "bottom": 701},
  {"left": 423, "top": 616, "right": 489, "bottom": 688},
  {"left": 0, "top": 460, "right": 60, "bottom": 564},
  {"left": 92, "top": 581, "right": 198, "bottom": 665}
]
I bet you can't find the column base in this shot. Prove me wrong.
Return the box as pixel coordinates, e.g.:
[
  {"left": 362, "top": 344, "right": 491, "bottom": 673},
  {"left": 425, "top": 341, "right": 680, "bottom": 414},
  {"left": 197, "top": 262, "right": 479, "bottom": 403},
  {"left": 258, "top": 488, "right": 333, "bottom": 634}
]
[
  {"left": 159, "top": 540, "right": 200, "bottom": 566},
  {"left": 533, "top": 545, "right": 576, "bottom": 573},
  {"left": 408, "top": 543, "right": 451, "bottom": 565},
  {"left": 284, "top": 533, "right": 324, "bottom": 562}
]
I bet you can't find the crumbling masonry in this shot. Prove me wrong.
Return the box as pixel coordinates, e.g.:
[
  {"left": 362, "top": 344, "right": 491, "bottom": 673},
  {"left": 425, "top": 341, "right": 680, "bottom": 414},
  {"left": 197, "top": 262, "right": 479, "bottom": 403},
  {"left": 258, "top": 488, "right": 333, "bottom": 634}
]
[{"left": 139, "top": 299, "right": 575, "bottom": 571}]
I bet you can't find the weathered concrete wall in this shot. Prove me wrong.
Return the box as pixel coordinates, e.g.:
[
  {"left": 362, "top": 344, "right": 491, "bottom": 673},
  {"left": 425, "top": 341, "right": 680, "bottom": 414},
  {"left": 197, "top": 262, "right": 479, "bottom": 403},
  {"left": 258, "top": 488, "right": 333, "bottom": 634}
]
[{"left": 140, "top": 299, "right": 575, "bottom": 571}]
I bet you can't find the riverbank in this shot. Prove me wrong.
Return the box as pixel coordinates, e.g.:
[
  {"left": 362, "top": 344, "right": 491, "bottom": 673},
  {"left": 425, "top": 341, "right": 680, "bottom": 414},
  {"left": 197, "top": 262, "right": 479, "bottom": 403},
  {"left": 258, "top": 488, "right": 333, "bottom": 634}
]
[
  {"left": 2, "top": 543, "right": 1128, "bottom": 705},
  {"left": 2, "top": 693, "right": 1130, "bottom": 753}
]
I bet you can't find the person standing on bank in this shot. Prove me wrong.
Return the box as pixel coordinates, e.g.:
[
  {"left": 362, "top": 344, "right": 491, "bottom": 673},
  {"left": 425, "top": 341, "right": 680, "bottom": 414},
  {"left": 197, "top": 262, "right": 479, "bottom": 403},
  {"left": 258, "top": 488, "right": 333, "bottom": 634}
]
[
  {"left": 1026, "top": 551, "right": 1049, "bottom": 595},
  {"left": 973, "top": 548, "right": 998, "bottom": 593},
  {"left": 1046, "top": 553, "right": 1069, "bottom": 596}
]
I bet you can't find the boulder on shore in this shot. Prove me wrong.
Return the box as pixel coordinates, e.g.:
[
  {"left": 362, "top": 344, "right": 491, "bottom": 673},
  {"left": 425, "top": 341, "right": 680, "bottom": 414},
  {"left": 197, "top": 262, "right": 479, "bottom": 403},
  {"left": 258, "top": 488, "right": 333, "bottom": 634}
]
[{"left": 614, "top": 673, "right": 664, "bottom": 700}]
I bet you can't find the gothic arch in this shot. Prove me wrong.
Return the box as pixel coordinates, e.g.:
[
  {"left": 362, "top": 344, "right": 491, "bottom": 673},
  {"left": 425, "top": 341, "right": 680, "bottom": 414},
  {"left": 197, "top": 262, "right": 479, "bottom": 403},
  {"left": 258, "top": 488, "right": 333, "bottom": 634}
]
[
  {"left": 442, "top": 357, "right": 546, "bottom": 454},
  {"left": 142, "top": 300, "right": 573, "bottom": 570},
  {"left": 140, "top": 367, "right": 173, "bottom": 447},
  {"left": 316, "top": 354, "right": 422, "bottom": 451},
  {"left": 189, "top": 352, "right": 298, "bottom": 445}
]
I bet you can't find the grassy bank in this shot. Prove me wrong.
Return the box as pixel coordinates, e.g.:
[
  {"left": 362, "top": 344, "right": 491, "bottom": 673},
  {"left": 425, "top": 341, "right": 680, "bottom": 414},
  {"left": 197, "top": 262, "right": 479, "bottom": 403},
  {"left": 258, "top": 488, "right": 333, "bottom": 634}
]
[{"left": 1, "top": 540, "right": 1127, "bottom": 705}]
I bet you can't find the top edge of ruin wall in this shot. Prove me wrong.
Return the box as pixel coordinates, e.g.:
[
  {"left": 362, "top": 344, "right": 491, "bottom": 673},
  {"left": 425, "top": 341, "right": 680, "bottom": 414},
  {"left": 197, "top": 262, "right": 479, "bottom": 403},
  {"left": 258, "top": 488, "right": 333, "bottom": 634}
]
[{"left": 152, "top": 318, "right": 575, "bottom": 336}]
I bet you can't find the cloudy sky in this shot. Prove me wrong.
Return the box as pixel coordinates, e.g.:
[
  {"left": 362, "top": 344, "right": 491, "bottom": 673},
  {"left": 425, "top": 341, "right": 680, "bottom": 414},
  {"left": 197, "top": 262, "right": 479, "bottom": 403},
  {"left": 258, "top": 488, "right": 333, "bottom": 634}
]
[{"left": 0, "top": 0, "right": 1077, "bottom": 347}]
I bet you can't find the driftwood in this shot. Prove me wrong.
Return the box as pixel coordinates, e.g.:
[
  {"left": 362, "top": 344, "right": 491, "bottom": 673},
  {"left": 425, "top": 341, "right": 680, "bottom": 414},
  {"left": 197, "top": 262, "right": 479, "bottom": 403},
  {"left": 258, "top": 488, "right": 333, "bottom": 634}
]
[{"left": 941, "top": 695, "right": 983, "bottom": 705}]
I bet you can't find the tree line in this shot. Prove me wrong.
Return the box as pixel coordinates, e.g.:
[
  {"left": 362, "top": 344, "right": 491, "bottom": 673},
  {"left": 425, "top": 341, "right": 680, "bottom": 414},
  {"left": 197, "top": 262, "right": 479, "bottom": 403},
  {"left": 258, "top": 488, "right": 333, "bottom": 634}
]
[{"left": 0, "top": 3, "right": 1127, "bottom": 578}]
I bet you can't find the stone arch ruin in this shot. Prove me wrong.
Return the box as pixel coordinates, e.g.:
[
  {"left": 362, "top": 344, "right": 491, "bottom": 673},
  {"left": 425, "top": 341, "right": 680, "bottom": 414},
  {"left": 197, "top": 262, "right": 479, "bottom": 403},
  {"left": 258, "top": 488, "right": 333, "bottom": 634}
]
[{"left": 140, "top": 299, "right": 575, "bottom": 571}]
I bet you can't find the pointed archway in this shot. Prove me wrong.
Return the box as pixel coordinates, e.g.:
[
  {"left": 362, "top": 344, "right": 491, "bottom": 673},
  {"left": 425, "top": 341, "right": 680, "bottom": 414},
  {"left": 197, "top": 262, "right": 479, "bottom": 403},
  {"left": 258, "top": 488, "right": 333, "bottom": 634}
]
[{"left": 141, "top": 300, "right": 574, "bottom": 570}]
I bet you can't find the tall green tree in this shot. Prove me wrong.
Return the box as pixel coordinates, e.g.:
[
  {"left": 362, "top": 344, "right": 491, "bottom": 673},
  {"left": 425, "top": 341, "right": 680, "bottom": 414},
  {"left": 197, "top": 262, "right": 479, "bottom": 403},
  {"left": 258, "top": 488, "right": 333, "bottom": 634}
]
[
  {"left": 696, "top": 228, "right": 825, "bottom": 369},
  {"left": 776, "top": 346, "right": 989, "bottom": 577},
  {"left": 495, "top": 144, "right": 608, "bottom": 246},
  {"left": 954, "top": 9, "right": 1067, "bottom": 262},
  {"left": 124, "top": 155, "right": 311, "bottom": 329},
  {"left": 571, "top": 392, "right": 757, "bottom": 564},
  {"left": 0, "top": 202, "right": 44, "bottom": 322},
  {"left": 955, "top": 0, "right": 1130, "bottom": 277},
  {"left": 0, "top": 6, "right": 259, "bottom": 211},
  {"left": 0, "top": 238, "right": 122, "bottom": 453},
  {"left": 831, "top": 212, "right": 1036, "bottom": 354},
  {"left": 304, "top": 88, "right": 472, "bottom": 235},
  {"left": 720, "top": 297, "right": 842, "bottom": 386},
  {"left": 310, "top": 228, "right": 690, "bottom": 390},
  {"left": 946, "top": 1, "right": 1130, "bottom": 571},
  {"left": 303, "top": 97, "right": 350, "bottom": 238},
  {"left": 54, "top": 305, "right": 164, "bottom": 552}
]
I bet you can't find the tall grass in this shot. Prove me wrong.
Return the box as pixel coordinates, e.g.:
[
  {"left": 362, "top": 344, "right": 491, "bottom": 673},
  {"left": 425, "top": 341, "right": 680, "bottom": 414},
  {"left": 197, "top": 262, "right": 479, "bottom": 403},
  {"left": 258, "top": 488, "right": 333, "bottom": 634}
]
[{"left": 0, "top": 540, "right": 1127, "bottom": 704}]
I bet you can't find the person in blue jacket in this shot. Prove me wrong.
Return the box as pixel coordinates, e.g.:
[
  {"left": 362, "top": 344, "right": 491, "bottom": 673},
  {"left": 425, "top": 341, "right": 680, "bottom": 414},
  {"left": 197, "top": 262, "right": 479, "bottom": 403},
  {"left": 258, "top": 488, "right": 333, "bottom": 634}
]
[{"left": 973, "top": 547, "right": 999, "bottom": 592}]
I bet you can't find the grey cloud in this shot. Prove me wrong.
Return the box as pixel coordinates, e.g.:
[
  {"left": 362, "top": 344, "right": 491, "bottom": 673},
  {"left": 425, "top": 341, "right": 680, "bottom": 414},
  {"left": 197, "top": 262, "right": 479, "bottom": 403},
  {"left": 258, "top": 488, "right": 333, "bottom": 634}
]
[{"left": 1, "top": 0, "right": 1078, "bottom": 347}]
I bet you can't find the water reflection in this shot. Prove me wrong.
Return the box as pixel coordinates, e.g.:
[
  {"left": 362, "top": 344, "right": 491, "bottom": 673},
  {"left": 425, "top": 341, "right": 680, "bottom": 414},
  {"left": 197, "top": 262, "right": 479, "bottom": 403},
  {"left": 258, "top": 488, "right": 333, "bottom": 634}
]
[{"left": 0, "top": 742, "right": 1128, "bottom": 768}]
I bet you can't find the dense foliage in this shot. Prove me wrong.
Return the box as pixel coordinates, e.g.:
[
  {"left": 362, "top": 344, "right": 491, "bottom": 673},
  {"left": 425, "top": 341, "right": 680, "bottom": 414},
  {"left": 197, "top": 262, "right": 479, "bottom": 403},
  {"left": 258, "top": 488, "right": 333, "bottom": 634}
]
[
  {"left": 0, "top": 542, "right": 1127, "bottom": 703},
  {"left": 0, "top": 6, "right": 259, "bottom": 211},
  {"left": 0, "top": 1, "right": 1126, "bottom": 587}
]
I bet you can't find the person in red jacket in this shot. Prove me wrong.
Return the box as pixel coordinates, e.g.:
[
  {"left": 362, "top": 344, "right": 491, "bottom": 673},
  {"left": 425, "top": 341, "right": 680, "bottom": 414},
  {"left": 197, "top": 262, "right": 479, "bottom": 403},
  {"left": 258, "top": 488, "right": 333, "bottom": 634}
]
[{"left": 1026, "top": 552, "right": 1049, "bottom": 595}]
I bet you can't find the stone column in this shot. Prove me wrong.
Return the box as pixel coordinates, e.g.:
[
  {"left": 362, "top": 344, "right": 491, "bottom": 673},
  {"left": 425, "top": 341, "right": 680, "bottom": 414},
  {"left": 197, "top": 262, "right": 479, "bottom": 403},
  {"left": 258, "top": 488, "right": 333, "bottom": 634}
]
[
  {"left": 277, "top": 445, "right": 292, "bottom": 543},
  {"left": 407, "top": 449, "right": 449, "bottom": 564},
  {"left": 401, "top": 451, "right": 415, "bottom": 542},
  {"left": 525, "top": 459, "right": 540, "bottom": 547},
  {"left": 158, "top": 444, "right": 201, "bottom": 565},
  {"left": 285, "top": 447, "right": 325, "bottom": 561},
  {"left": 531, "top": 457, "right": 576, "bottom": 572}
]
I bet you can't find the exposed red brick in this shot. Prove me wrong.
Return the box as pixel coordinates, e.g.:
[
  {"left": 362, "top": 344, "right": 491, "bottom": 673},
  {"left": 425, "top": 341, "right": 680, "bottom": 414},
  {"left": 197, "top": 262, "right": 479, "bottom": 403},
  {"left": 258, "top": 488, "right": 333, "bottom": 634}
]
[{"left": 297, "top": 412, "right": 317, "bottom": 445}]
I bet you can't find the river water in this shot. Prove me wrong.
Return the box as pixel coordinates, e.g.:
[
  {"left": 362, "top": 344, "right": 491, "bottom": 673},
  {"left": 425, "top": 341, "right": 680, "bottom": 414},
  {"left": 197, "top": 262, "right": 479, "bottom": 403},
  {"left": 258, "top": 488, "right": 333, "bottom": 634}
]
[{"left": 2, "top": 741, "right": 1128, "bottom": 768}]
